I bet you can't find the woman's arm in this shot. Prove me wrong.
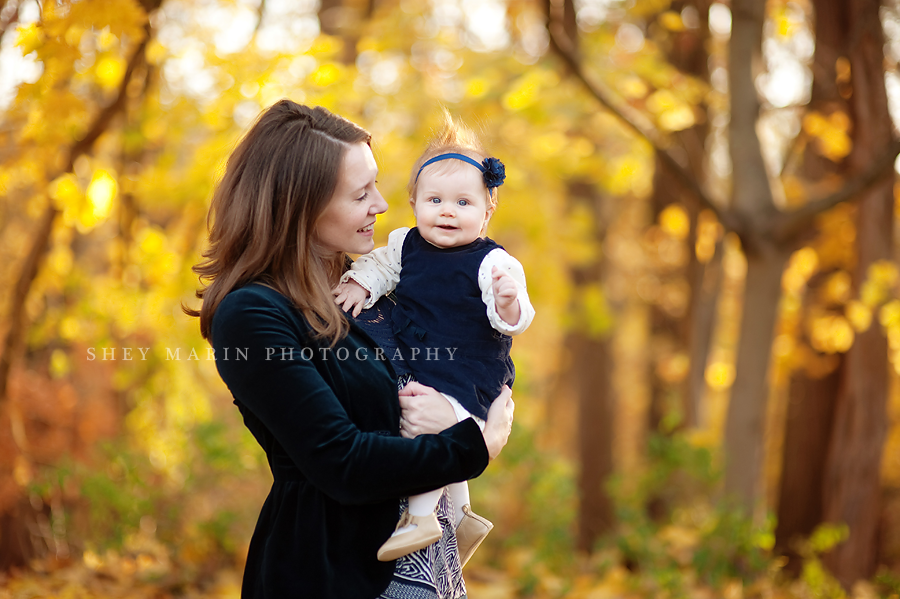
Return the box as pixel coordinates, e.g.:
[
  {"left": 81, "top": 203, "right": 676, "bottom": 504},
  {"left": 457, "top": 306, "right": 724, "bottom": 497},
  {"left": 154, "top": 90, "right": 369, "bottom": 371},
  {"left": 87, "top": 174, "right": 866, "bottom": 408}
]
[
  {"left": 211, "top": 287, "right": 489, "bottom": 505},
  {"left": 398, "top": 382, "right": 514, "bottom": 461}
]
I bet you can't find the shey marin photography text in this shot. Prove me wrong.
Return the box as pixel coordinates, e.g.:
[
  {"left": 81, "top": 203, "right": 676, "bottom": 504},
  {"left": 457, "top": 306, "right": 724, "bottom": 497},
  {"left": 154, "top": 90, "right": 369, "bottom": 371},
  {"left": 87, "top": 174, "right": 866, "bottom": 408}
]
[{"left": 86, "top": 346, "right": 459, "bottom": 363}]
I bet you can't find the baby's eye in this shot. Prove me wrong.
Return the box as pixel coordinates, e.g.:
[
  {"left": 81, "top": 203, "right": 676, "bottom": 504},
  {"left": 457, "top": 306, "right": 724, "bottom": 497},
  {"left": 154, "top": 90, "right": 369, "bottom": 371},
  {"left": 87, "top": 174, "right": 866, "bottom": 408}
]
[
  {"left": 428, "top": 197, "right": 441, "bottom": 204},
  {"left": 457, "top": 199, "right": 469, "bottom": 207}
]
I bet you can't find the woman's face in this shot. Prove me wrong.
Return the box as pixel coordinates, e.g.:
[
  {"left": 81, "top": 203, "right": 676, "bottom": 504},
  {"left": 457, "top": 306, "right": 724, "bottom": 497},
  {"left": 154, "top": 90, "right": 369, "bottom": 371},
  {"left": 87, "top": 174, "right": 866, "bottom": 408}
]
[{"left": 317, "top": 142, "right": 388, "bottom": 255}]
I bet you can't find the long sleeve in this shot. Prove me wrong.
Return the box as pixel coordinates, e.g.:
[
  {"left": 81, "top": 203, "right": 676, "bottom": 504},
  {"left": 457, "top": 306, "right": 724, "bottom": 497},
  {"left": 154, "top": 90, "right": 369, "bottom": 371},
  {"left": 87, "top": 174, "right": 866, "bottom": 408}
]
[
  {"left": 477, "top": 248, "right": 535, "bottom": 335},
  {"left": 211, "top": 285, "right": 489, "bottom": 506},
  {"left": 340, "top": 227, "right": 409, "bottom": 309}
]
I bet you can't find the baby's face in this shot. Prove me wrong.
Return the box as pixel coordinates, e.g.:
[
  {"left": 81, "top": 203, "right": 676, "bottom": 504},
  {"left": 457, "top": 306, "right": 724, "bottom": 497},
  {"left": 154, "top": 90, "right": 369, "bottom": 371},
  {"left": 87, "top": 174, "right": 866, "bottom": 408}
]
[{"left": 411, "top": 162, "right": 493, "bottom": 249}]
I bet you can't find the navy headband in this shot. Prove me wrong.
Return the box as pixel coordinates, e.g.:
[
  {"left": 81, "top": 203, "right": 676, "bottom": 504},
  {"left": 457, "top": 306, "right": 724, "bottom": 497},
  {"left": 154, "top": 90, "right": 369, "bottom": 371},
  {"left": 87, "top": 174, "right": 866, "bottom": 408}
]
[{"left": 415, "top": 152, "right": 506, "bottom": 195}]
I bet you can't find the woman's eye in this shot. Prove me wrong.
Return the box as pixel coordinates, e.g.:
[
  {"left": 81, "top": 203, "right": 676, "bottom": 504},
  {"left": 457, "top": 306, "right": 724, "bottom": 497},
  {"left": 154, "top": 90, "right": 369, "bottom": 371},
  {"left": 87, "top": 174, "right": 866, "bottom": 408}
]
[{"left": 357, "top": 193, "right": 368, "bottom": 202}]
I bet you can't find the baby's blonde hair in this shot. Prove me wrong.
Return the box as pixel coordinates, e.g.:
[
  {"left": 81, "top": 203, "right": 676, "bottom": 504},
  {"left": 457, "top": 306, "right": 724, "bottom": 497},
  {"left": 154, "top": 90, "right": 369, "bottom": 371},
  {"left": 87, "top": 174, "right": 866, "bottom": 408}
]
[{"left": 407, "top": 109, "right": 499, "bottom": 211}]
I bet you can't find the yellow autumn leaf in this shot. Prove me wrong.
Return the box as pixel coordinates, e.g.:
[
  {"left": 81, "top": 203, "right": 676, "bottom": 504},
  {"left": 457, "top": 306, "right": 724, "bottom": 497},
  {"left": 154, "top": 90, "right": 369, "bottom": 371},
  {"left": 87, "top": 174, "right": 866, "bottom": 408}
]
[
  {"left": 646, "top": 89, "right": 679, "bottom": 113},
  {"left": 803, "top": 110, "right": 853, "bottom": 161},
  {"left": 782, "top": 247, "right": 818, "bottom": 293},
  {"left": 823, "top": 271, "right": 852, "bottom": 304},
  {"left": 466, "top": 77, "right": 489, "bottom": 98},
  {"left": 774, "top": 7, "right": 794, "bottom": 37},
  {"left": 810, "top": 315, "right": 854, "bottom": 353},
  {"left": 706, "top": 362, "right": 735, "bottom": 389},
  {"left": 48, "top": 244, "right": 74, "bottom": 278},
  {"left": 846, "top": 300, "right": 873, "bottom": 332},
  {"left": 15, "top": 23, "right": 43, "bottom": 56},
  {"left": 49, "top": 173, "right": 83, "bottom": 209},
  {"left": 87, "top": 169, "right": 118, "bottom": 221},
  {"left": 658, "top": 11, "right": 686, "bottom": 32},
  {"left": 802, "top": 111, "right": 824, "bottom": 135},
  {"left": 531, "top": 132, "right": 567, "bottom": 157},
  {"left": 146, "top": 39, "right": 167, "bottom": 65},
  {"left": 502, "top": 71, "right": 557, "bottom": 111},
  {"left": 95, "top": 54, "right": 127, "bottom": 90},
  {"left": 50, "top": 348, "right": 70, "bottom": 378},
  {"left": 818, "top": 128, "right": 852, "bottom": 161},
  {"left": 607, "top": 155, "right": 647, "bottom": 195},
  {"left": 311, "top": 35, "right": 342, "bottom": 55},
  {"left": 310, "top": 63, "right": 342, "bottom": 86},
  {"left": 870, "top": 260, "right": 898, "bottom": 286},
  {"left": 659, "top": 204, "right": 690, "bottom": 240},
  {"left": 98, "top": 29, "right": 118, "bottom": 52},
  {"left": 880, "top": 299, "right": 900, "bottom": 328},
  {"left": 659, "top": 105, "right": 696, "bottom": 131},
  {"left": 861, "top": 279, "right": 887, "bottom": 307},
  {"left": 617, "top": 75, "right": 648, "bottom": 99}
]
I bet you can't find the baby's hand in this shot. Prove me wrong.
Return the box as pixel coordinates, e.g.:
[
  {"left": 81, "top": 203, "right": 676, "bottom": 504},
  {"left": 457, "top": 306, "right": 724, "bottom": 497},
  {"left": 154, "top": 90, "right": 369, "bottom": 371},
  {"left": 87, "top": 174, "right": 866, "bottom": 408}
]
[
  {"left": 332, "top": 279, "right": 370, "bottom": 317},
  {"left": 491, "top": 266, "right": 521, "bottom": 326}
]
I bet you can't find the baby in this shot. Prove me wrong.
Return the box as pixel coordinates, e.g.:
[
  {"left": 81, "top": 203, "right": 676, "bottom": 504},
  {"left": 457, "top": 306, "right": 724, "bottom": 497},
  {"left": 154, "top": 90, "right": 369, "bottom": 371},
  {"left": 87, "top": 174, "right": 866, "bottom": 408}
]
[{"left": 334, "top": 113, "right": 535, "bottom": 565}]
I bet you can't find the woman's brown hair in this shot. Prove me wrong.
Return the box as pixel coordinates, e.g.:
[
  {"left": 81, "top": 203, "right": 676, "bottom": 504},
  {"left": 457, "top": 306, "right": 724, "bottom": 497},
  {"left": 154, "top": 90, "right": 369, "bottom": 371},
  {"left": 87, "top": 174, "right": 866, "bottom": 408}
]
[{"left": 186, "top": 100, "right": 371, "bottom": 344}]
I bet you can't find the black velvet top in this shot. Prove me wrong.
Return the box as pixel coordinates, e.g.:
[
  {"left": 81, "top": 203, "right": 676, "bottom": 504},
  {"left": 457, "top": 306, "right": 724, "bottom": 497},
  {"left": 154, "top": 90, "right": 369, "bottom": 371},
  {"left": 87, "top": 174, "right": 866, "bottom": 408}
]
[{"left": 210, "top": 284, "right": 490, "bottom": 598}]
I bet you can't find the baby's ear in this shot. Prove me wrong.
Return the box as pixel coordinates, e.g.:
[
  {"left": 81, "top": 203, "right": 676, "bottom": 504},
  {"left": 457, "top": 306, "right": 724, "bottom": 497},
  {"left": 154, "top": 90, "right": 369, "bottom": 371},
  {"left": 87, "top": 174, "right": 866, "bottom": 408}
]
[{"left": 481, "top": 204, "right": 495, "bottom": 235}]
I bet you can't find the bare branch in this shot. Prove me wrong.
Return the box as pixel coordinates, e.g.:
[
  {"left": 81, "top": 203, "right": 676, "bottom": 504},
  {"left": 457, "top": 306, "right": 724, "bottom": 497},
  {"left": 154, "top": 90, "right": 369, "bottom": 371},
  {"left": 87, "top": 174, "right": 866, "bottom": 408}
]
[
  {"left": 0, "top": 31, "right": 152, "bottom": 407},
  {"left": 0, "top": 1, "right": 20, "bottom": 44},
  {"left": 253, "top": 0, "right": 266, "bottom": 37},
  {"left": 772, "top": 137, "right": 900, "bottom": 244},
  {"left": 66, "top": 32, "right": 149, "bottom": 170},
  {"left": 543, "top": 17, "right": 741, "bottom": 234}
]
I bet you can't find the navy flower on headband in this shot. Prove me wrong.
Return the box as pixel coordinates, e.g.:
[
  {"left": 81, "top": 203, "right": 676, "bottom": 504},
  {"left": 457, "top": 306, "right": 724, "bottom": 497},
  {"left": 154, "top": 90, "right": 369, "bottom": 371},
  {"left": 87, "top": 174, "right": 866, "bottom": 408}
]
[{"left": 482, "top": 157, "right": 506, "bottom": 190}]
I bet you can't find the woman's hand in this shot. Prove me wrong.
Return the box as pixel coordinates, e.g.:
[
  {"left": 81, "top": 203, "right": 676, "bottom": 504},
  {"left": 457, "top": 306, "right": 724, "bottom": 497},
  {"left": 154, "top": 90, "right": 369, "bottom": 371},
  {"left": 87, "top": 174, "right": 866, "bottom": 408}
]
[
  {"left": 482, "top": 385, "right": 514, "bottom": 461},
  {"left": 397, "top": 381, "right": 458, "bottom": 438}
]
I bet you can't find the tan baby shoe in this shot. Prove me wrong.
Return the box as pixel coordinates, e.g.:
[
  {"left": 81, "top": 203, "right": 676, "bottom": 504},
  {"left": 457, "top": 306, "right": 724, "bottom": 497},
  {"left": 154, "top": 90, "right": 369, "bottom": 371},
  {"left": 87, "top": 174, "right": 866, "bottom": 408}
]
[
  {"left": 377, "top": 510, "right": 443, "bottom": 562},
  {"left": 456, "top": 504, "right": 493, "bottom": 568}
]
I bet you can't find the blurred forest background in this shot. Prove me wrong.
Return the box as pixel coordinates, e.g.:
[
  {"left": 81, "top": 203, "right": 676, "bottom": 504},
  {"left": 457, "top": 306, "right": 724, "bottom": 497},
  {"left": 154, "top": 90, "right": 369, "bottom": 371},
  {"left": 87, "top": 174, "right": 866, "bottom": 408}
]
[{"left": 2, "top": 0, "right": 900, "bottom": 597}]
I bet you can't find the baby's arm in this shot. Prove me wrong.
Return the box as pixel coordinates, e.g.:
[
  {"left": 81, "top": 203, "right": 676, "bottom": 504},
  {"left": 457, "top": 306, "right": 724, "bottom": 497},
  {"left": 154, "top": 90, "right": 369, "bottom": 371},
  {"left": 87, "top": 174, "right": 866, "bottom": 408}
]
[
  {"left": 491, "top": 267, "right": 521, "bottom": 326},
  {"left": 334, "top": 227, "right": 409, "bottom": 313},
  {"left": 478, "top": 249, "right": 535, "bottom": 335}
]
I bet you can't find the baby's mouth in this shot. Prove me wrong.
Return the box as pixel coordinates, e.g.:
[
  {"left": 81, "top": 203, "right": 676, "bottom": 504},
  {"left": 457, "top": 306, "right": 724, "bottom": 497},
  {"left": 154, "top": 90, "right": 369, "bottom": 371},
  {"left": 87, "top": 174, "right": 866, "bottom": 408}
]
[{"left": 437, "top": 225, "right": 457, "bottom": 230}]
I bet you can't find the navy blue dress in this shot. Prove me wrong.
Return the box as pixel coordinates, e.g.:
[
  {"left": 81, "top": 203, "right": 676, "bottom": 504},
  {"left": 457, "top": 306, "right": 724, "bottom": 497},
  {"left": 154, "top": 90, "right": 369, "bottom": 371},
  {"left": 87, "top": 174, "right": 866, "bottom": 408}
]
[{"left": 389, "top": 228, "right": 515, "bottom": 421}]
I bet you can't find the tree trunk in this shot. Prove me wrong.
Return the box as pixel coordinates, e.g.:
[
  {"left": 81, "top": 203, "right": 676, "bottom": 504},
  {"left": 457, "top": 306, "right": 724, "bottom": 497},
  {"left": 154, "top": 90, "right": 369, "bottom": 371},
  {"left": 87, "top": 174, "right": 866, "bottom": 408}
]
[
  {"left": 647, "top": 0, "right": 712, "bottom": 432},
  {"left": 822, "top": 0, "right": 894, "bottom": 586},
  {"left": 574, "top": 331, "right": 615, "bottom": 551},
  {"left": 775, "top": 360, "right": 841, "bottom": 570},
  {"left": 686, "top": 242, "right": 722, "bottom": 427},
  {"left": 775, "top": 0, "right": 851, "bottom": 566},
  {"left": 724, "top": 248, "right": 790, "bottom": 505},
  {"left": 562, "top": 178, "right": 616, "bottom": 553},
  {"left": 722, "top": 0, "right": 786, "bottom": 507}
]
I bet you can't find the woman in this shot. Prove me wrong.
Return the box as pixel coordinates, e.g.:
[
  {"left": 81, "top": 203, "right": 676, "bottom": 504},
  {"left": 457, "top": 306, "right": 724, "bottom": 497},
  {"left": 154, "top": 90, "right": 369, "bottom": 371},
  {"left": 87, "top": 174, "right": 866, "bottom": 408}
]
[{"left": 187, "top": 99, "right": 514, "bottom": 598}]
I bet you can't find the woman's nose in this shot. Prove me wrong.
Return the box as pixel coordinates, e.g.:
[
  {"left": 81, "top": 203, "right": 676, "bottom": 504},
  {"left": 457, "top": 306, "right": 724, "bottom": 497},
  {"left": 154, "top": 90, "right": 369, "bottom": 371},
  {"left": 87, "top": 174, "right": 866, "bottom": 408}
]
[{"left": 370, "top": 189, "right": 388, "bottom": 214}]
